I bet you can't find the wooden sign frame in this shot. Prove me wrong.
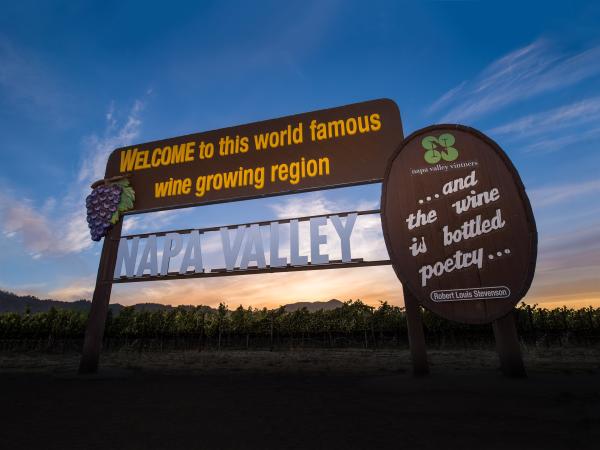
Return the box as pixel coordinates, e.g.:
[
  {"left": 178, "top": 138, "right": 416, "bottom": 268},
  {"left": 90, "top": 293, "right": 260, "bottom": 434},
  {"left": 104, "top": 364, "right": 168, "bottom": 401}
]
[
  {"left": 79, "top": 107, "right": 536, "bottom": 379},
  {"left": 104, "top": 99, "right": 403, "bottom": 214},
  {"left": 79, "top": 99, "right": 405, "bottom": 374}
]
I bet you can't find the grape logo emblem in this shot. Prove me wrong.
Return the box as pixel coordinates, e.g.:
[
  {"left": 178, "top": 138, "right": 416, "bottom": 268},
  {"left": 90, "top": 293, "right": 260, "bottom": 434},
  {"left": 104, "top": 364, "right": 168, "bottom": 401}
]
[
  {"left": 86, "top": 178, "right": 135, "bottom": 241},
  {"left": 421, "top": 133, "right": 459, "bottom": 164}
]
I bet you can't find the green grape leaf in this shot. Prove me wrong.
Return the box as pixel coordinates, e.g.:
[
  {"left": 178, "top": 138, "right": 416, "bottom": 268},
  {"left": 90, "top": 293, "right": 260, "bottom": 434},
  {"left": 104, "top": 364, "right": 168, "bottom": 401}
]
[
  {"left": 123, "top": 186, "right": 135, "bottom": 201},
  {"left": 110, "top": 211, "right": 120, "bottom": 224},
  {"left": 113, "top": 181, "right": 136, "bottom": 215},
  {"left": 117, "top": 193, "right": 132, "bottom": 213},
  {"left": 118, "top": 198, "right": 133, "bottom": 213},
  {"left": 125, "top": 190, "right": 135, "bottom": 203},
  {"left": 117, "top": 197, "right": 126, "bottom": 213},
  {"left": 115, "top": 179, "right": 130, "bottom": 188}
]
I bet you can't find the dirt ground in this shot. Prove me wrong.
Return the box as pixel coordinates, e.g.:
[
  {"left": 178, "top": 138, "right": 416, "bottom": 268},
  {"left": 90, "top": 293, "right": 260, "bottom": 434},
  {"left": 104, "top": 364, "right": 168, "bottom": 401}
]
[{"left": 1, "top": 348, "right": 599, "bottom": 450}]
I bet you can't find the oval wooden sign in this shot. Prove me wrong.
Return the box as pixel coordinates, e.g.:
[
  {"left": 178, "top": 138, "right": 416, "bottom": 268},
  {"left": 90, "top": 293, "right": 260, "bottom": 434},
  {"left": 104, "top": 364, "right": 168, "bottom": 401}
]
[{"left": 381, "top": 125, "right": 537, "bottom": 324}]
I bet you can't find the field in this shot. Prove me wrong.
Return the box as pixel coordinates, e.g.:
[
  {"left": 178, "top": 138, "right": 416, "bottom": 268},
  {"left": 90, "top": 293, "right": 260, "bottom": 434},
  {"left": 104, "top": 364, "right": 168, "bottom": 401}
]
[
  {"left": 1, "top": 346, "right": 599, "bottom": 374},
  {"left": 1, "top": 301, "right": 599, "bottom": 449},
  {"left": 1, "top": 347, "right": 599, "bottom": 450}
]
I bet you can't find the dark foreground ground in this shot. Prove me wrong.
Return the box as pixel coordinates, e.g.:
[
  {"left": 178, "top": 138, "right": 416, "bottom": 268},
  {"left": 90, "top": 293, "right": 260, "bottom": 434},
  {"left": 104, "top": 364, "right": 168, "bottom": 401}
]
[{"left": 1, "top": 348, "right": 599, "bottom": 450}]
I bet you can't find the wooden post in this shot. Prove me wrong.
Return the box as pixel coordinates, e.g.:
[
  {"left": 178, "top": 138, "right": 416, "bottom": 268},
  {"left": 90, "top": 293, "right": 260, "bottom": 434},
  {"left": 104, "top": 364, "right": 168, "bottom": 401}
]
[
  {"left": 492, "top": 310, "right": 526, "bottom": 377},
  {"left": 403, "top": 286, "right": 429, "bottom": 376},
  {"left": 79, "top": 220, "right": 123, "bottom": 374}
]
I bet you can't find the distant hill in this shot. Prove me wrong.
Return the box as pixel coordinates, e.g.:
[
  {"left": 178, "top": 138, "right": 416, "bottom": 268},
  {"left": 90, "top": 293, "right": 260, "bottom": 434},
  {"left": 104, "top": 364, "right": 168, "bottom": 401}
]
[
  {"left": 282, "top": 299, "right": 344, "bottom": 312},
  {"left": 0, "top": 290, "right": 345, "bottom": 314},
  {"left": 0, "top": 290, "right": 95, "bottom": 314},
  {"left": 0, "top": 290, "right": 185, "bottom": 314}
]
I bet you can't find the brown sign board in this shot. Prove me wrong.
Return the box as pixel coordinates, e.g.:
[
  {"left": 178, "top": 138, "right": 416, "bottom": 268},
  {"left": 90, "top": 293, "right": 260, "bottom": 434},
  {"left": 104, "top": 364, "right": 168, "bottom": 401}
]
[
  {"left": 81, "top": 103, "right": 532, "bottom": 376},
  {"left": 105, "top": 99, "right": 403, "bottom": 215},
  {"left": 381, "top": 125, "right": 537, "bottom": 324}
]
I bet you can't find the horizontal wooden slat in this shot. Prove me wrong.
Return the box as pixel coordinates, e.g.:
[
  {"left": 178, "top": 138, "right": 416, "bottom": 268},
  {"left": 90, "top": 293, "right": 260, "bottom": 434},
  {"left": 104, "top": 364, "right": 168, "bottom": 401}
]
[{"left": 112, "top": 258, "right": 391, "bottom": 284}]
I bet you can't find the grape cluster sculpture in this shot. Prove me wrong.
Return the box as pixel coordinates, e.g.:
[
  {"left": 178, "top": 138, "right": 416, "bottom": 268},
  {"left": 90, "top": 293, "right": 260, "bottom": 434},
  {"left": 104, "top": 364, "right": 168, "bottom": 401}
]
[{"left": 86, "top": 178, "right": 135, "bottom": 241}]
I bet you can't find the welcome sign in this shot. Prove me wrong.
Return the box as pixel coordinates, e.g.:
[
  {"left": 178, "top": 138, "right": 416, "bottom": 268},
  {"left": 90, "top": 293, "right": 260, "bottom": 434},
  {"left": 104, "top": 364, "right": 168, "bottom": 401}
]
[
  {"left": 81, "top": 103, "right": 536, "bottom": 377},
  {"left": 104, "top": 99, "right": 403, "bottom": 213},
  {"left": 381, "top": 125, "right": 537, "bottom": 324}
]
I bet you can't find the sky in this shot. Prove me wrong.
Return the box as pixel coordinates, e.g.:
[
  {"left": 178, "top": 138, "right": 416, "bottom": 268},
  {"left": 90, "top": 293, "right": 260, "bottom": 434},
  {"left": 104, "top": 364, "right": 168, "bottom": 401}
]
[{"left": 0, "top": 0, "right": 599, "bottom": 310}]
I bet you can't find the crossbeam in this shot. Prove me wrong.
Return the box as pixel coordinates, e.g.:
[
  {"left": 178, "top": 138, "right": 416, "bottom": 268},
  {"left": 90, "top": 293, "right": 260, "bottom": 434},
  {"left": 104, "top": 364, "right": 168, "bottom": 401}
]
[
  {"left": 112, "top": 258, "right": 391, "bottom": 283},
  {"left": 113, "top": 209, "right": 390, "bottom": 283},
  {"left": 119, "top": 208, "right": 381, "bottom": 240}
]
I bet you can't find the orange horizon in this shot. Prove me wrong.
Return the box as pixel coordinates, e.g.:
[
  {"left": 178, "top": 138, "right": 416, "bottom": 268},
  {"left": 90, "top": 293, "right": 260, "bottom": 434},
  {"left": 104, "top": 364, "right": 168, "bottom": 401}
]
[
  {"left": 18, "top": 265, "right": 595, "bottom": 311},
  {"left": 4, "top": 286, "right": 599, "bottom": 311}
]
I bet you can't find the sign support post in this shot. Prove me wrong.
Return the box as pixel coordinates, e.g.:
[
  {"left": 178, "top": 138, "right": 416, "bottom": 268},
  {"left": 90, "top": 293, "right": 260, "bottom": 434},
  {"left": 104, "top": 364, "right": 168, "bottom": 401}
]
[
  {"left": 403, "top": 286, "right": 429, "bottom": 376},
  {"left": 79, "top": 220, "right": 122, "bottom": 374},
  {"left": 492, "top": 311, "right": 526, "bottom": 377}
]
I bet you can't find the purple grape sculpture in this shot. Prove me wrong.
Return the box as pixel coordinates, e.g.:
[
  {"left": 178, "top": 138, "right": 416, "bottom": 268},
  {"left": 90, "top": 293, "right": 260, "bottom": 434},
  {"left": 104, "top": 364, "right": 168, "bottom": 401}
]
[{"left": 86, "top": 178, "right": 135, "bottom": 241}]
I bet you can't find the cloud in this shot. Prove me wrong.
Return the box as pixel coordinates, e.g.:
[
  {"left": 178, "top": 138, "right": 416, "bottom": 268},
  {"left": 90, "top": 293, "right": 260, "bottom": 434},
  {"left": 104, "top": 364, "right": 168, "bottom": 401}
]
[
  {"left": 0, "top": 99, "right": 145, "bottom": 257},
  {"left": 0, "top": 191, "right": 90, "bottom": 258},
  {"left": 489, "top": 96, "right": 600, "bottom": 138},
  {"left": 78, "top": 99, "right": 144, "bottom": 185},
  {"left": 524, "top": 179, "right": 600, "bottom": 307},
  {"left": 538, "top": 224, "right": 600, "bottom": 271},
  {"left": 122, "top": 209, "right": 193, "bottom": 235},
  {"left": 47, "top": 277, "right": 96, "bottom": 301},
  {"left": 529, "top": 179, "right": 600, "bottom": 208},
  {"left": 430, "top": 40, "right": 600, "bottom": 122},
  {"left": 526, "top": 266, "right": 600, "bottom": 308},
  {"left": 525, "top": 222, "right": 600, "bottom": 307},
  {"left": 268, "top": 192, "right": 386, "bottom": 261},
  {"left": 486, "top": 96, "right": 600, "bottom": 153},
  {"left": 270, "top": 192, "right": 378, "bottom": 219},
  {"left": 426, "top": 81, "right": 466, "bottom": 115},
  {"left": 519, "top": 126, "right": 600, "bottom": 153}
]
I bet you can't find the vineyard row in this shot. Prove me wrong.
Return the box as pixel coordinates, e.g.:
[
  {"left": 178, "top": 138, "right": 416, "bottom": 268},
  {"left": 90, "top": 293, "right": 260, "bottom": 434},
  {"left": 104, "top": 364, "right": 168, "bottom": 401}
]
[{"left": 1, "top": 301, "right": 599, "bottom": 351}]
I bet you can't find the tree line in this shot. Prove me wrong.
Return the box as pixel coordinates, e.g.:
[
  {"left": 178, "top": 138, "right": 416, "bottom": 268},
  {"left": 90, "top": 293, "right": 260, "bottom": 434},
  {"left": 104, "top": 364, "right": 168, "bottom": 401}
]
[{"left": 0, "top": 301, "right": 598, "bottom": 352}]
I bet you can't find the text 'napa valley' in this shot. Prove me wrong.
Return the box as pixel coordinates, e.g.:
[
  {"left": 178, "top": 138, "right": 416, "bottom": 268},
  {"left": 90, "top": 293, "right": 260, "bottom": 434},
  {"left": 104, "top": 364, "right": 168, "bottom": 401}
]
[{"left": 115, "top": 214, "right": 359, "bottom": 279}]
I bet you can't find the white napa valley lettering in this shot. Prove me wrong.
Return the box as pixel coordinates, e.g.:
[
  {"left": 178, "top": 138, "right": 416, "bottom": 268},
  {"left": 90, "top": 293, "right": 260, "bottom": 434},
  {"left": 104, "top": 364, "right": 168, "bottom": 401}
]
[
  {"left": 219, "top": 213, "right": 357, "bottom": 270},
  {"left": 114, "top": 214, "right": 358, "bottom": 278},
  {"left": 116, "top": 231, "right": 205, "bottom": 278},
  {"left": 179, "top": 230, "right": 204, "bottom": 274},
  {"left": 418, "top": 248, "right": 484, "bottom": 287},
  {"left": 443, "top": 208, "right": 506, "bottom": 246}
]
